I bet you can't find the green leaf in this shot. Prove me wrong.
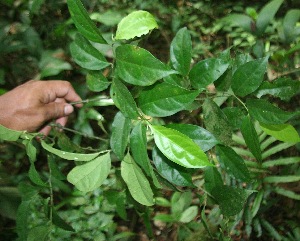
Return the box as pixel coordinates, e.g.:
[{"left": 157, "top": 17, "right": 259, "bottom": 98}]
[
  {"left": 274, "top": 187, "right": 300, "bottom": 201},
  {"left": 232, "top": 57, "right": 268, "bottom": 97},
  {"left": 256, "top": 0, "right": 284, "bottom": 35},
  {"left": 152, "top": 147, "right": 194, "bottom": 187},
  {"left": 222, "top": 14, "right": 254, "bottom": 32},
  {"left": 39, "top": 50, "right": 72, "bottom": 78},
  {"left": 130, "top": 123, "right": 152, "bottom": 175},
  {"left": 151, "top": 125, "right": 212, "bottom": 168},
  {"left": 166, "top": 124, "right": 218, "bottom": 152},
  {"left": 216, "top": 145, "right": 251, "bottom": 182},
  {"left": 202, "top": 98, "right": 233, "bottom": 145},
  {"left": 264, "top": 175, "right": 300, "bottom": 183},
  {"left": 110, "top": 112, "right": 131, "bottom": 160},
  {"left": 154, "top": 214, "right": 176, "bottom": 223},
  {"left": 204, "top": 166, "right": 224, "bottom": 194},
  {"left": 170, "top": 27, "right": 192, "bottom": 76},
  {"left": 179, "top": 206, "right": 198, "bottom": 223},
  {"left": 28, "top": 164, "right": 47, "bottom": 187},
  {"left": 0, "top": 124, "right": 23, "bottom": 141},
  {"left": 86, "top": 71, "right": 110, "bottom": 92},
  {"left": 138, "top": 82, "right": 200, "bottom": 117},
  {"left": 70, "top": 34, "right": 110, "bottom": 70},
  {"left": 115, "top": 10, "right": 158, "bottom": 40},
  {"left": 52, "top": 210, "right": 75, "bottom": 232},
  {"left": 121, "top": 153, "right": 154, "bottom": 206},
  {"left": 112, "top": 78, "right": 139, "bottom": 119},
  {"left": 189, "top": 58, "right": 229, "bottom": 90},
  {"left": 23, "top": 138, "right": 37, "bottom": 163},
  {"left": 247, "top": 99, "right": 297, "bottom": 124},
  {"left": 211, "top": 185, "right": 253, "bottom": 216},
  {"left": 67, "top": 152, "right": 111, "bottom": 192},
  {"left": 260, "top": 123, "right": 300, "bottom": 143},
  {"left": 116, "top": 44, "right": 176, "bottom": 86},
  {"left": 41, "top": 141, "right": 100, "bottom": 161},
  {"left": 67, "top": 0, "right": 107, "bottom": 43},
  {"left": 241, "top": 115, "right": 262, "bottom": 161},
  {"left": 223, "top": 107, "right": 245, "bottom": 129},
  {"left": 256, "top": 77, "right": 300, "bottom": 101},
  {"left": 283, "top": 10, "right": 300, "bottom": 43},
  {"left": 27, "top": 225, "right": 51, "bottom": 241}
]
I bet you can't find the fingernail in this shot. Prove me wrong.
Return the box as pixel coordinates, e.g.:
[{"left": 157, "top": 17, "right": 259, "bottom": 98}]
[{"left": 64, "top": 105, "right": 74, "bottom": 115}]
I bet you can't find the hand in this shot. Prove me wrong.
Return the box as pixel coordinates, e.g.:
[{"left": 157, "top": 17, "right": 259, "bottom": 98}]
[{"left": 0, "top": 80, "right": 82, "bottom": 135}]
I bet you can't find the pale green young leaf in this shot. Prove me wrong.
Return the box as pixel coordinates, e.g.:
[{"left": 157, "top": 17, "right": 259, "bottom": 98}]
[
  {"left": 110, "top": 112, "right": 131, "bottom": 160},
  {"left": 166, "top": 124, "right": 218, "bottom": 152},
  {"left": 189, "top": 58, "right": 229, "bottom": 90},
  {"left": 152, "top": 147, "right": 194, "bottom": 187},
  {"left": 67, "top": 0, "right": 107, "bottom": 43},
  {"left": 260, "top": 123, "right": 300, "bottom": 143},
  {"left": 67, "top": 152, "right": 111, "bottom": 192},
  {"left": 70, "top": 34, "right": 110, "bottom": 70},
  {"left": 112, "top": 78, "right": 139, "bottom": 119},
  {"left": 216, "top": 145, "right": 251, "bottom": 182},
  {"left": 202, "top": 98, "right": 233, "bottom": 145},
  {"left": 274, "top": 187, "right": 300, "bottom": 201},
  {"left": 170, "top": 27, "right": 192, "bottom": 76},
  {"left": 264, "top": 175, "right": 300, "bottom": 183},
  {"left": 241, "top": 115, "right": 262, "bottom": 161},
  {"left": 151, "top": 125, "right": 212, "bottom": 168},
  {"left": 138, "top": 82, "right": 200, "bottom": 117},
  {"left": 86, "top": 71, "right": 110, "bottom": 92},
  {"left": 41, "top": 141, "right": 100, "bottom": 161},
  {"left": 179, "top": 206, "right": 198, "bottom": 223},
  {"left": 121, "top": 153, "right": 154, "bottom": 206},
  {"left": 247, "top": 99, "right": 297, "bottom": 124},
  {"left": 116, "top": 44, "right": 176, "bottom": 86},
  {"left": 115, "top": 10, "right": 158, "bottom": 40},
  {"left": 232, "top": 57, "right": 268, "bottom": 97},
  {"left": 0, "top": 124, "right": 23, "bottom": 141},
  {"left": 256, "top": 0, "right": 284, "bottom": 35}
]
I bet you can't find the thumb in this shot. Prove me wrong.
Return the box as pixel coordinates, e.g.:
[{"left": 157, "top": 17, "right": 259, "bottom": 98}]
[{"left": 42, "top": 102, "right": 74, "bottom": 120}]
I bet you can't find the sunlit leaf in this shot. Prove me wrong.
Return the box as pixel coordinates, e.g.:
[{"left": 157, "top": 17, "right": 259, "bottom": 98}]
[
  {"left": 116, "top": 44, "right": 176, "bottom": 86},
  {"left": 260, "top": 123, "right": 300, "bottom": 143},
  {"left": 166, "top": 124, "right": 218, "bottom": 152},
  {"left": 115, "top": 10, "right": 158, "bottom": 40},
  {"left": 67, "top": 0, "right": 107, "bottom": 43},
  {"left": 179, "top": 206, "right": 198, "bottom": 223},
  {"left": 67, "top": 152, "right": 111, "bottom": 192},
  {"left": 121, "top": 153, "right": 154, "bottom": 206},
  {"left": 151, "top": 125, "right": 212, "bottom": 168},
  {"left": 0, "top": 124, "right": 23, "bottom": 141}
]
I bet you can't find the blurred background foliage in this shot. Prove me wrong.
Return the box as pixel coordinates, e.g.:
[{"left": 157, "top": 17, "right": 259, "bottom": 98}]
[{"left": 0, "top": 0, "right": 299, "bottom": 240}]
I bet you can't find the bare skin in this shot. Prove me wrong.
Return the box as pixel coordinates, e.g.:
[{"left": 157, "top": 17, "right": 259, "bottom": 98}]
[{"left": 0, "top": 80, "right": 82, "bottom": 135}]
